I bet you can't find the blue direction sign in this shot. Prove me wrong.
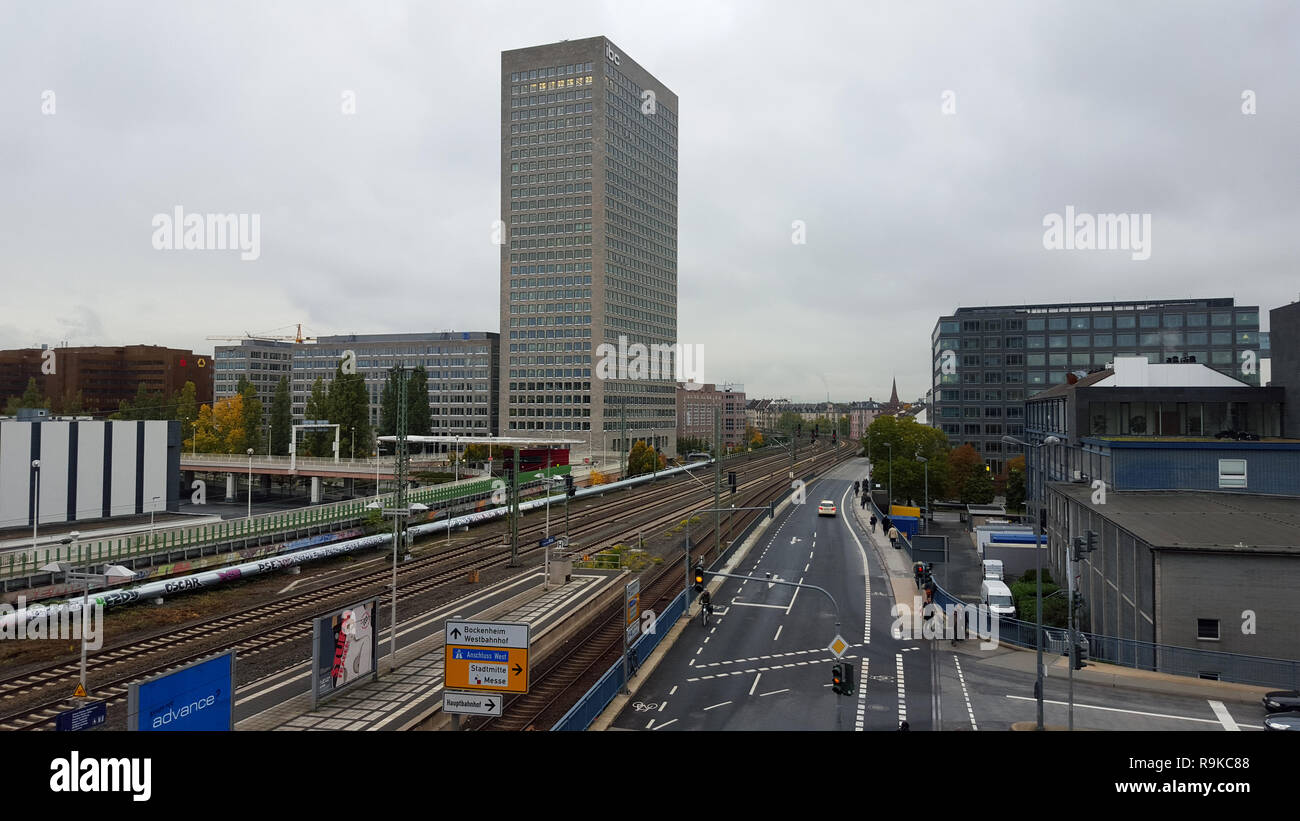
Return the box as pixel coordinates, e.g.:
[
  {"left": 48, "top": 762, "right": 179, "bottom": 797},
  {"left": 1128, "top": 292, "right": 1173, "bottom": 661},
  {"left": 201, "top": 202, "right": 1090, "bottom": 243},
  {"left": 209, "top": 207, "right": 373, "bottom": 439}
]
[
  {"left": 56, "top": 701, "right": 107, "bottom": 732},
  {"left": 539, "top": 536, "right": 557, "bottom": 548}
]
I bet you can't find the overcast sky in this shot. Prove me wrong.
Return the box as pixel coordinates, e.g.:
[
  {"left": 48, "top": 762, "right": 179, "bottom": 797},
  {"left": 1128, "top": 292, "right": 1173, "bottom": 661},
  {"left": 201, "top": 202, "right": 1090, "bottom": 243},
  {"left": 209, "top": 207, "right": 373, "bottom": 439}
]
[{"left": 2, "top": 1, "right": 1297, "bottom": 403}]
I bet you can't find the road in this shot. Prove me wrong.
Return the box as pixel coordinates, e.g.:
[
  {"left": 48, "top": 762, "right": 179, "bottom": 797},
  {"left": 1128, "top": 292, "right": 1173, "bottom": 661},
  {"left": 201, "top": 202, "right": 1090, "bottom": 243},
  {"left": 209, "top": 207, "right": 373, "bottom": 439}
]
[
  {"left": 613, "top": 459, "right": 936, "bottom": 731},
  {"left": 611, "top": 456, "right": 1272, "bottom": 732}
]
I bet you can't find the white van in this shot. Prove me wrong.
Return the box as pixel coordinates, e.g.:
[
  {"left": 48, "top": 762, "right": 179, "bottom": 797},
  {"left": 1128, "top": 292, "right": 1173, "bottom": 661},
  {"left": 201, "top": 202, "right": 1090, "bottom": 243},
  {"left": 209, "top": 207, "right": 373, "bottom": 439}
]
[
  {"left": 981, "top": 580, "right": 1016, "bottom": 619},
  {"left": 982, "top": 559, "right": 1004, "bottom": 581}
]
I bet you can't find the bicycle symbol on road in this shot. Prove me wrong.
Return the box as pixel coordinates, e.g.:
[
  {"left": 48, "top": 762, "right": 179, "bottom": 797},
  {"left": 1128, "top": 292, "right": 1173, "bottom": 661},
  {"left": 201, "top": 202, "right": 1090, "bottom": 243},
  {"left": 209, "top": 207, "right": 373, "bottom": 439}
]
[{"left": 631, "top": 702, "right": 660, "bottom": 712}]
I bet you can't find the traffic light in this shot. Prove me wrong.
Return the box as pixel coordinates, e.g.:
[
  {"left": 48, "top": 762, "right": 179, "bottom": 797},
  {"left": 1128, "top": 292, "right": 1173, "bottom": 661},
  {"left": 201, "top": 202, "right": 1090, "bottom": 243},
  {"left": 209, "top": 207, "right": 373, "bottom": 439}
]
[
  {"left": 767, "top": 501, "right": 775, "bottom": 519},
  {"left": 832, "top": 430, "right": 837, "bottom": 444},
  {"left": 831, "top": 663, "right": 844, "bottom": 695},
  {"left": 728, "top": 471, "right": 737, "bottom": 494},
  {"left": 1071, "top": 590, "right": 1084, "bottom": 612},
  {"left": 564, "top": 474, "right": 576, "bottom": 498},
  {"left": 693, "top": 562, "right": 705, "bottom": 593},
  {"left": 841, "top": 660, "right": 854, "bottom": 695},
  {"left": 1073, "top": 643, "right": 1088, "bottom": 670}
]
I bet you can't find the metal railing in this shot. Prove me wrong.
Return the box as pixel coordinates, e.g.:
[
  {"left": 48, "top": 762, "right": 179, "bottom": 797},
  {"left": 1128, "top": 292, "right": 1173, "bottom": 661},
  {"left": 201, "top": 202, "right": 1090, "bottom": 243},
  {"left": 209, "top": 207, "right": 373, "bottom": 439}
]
[{"left": 1, "top": 468, "right": 568, "bottom": 584}]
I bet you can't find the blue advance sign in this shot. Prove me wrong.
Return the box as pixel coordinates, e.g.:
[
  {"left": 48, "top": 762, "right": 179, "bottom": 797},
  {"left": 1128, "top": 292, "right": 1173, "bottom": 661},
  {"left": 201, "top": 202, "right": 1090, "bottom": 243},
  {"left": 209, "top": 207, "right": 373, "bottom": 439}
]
[{"left": 130, "top": 651, "right": 234, "bottom": 732}]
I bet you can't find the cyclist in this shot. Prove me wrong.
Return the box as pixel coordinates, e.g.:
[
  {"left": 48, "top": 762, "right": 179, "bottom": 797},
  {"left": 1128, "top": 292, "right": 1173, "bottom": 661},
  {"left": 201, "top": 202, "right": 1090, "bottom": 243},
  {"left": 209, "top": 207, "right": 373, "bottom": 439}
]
[{"left": 700, "top": 589, "right": 713, "bottom": 623}]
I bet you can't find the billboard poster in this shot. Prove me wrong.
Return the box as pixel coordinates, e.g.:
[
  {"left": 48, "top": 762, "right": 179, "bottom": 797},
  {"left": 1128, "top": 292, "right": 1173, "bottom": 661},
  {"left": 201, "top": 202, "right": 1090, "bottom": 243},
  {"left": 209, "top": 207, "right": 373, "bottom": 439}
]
[
  {"left": 311, "top": 598, "right": 378, "bottom": 707},
  {"left": 127, "top": 650, "right": 235, "bottom": 731}
]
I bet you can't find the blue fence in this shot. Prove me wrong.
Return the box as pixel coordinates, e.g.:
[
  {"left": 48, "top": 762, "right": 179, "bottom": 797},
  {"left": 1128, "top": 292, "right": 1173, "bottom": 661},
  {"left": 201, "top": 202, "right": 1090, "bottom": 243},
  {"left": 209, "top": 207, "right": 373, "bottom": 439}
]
[{"left": 551, "top": 589, "right": 687, "bottom": 731}]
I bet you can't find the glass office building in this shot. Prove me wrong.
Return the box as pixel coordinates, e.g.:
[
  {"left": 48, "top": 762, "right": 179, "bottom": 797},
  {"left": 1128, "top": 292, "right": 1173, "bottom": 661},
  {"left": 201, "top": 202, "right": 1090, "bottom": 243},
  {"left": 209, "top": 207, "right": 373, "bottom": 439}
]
[
  {"left": 500, "top": 37, "right": 679, "bottom": 456},
  {"left": 929, "top": 298, "right": 1263, "bottom": 472}
]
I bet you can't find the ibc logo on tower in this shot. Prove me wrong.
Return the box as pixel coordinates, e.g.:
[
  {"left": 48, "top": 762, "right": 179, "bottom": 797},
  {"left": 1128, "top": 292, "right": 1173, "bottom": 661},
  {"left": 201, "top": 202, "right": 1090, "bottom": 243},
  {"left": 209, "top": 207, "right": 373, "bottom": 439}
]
[{"left": 606, "top": 42, "right": 621, "bottom": 65}]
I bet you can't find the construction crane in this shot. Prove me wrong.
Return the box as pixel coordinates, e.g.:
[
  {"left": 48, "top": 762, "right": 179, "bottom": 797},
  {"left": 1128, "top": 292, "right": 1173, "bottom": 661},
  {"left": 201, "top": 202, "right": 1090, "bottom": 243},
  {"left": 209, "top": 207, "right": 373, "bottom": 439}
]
[{"left": 207, "top": 323, "right": 318, "bottom": 344}]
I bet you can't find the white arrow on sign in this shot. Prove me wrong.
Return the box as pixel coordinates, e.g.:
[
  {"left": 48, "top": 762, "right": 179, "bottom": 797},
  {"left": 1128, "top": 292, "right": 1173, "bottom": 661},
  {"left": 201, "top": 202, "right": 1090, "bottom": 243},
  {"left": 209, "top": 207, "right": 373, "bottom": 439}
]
[{"left": 442, "top": 690, "right": 503, "bottom": 716}]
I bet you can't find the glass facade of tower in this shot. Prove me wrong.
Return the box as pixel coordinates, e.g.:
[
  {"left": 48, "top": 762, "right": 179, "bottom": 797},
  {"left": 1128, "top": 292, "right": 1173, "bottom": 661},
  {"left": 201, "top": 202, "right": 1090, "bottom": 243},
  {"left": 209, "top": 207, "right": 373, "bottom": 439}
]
[
  {"left": 501, "top": 37, "right": 678, "bottom": 456},
  {"left": 929, "top": 298, "right": 1263, "bottom": 473}
]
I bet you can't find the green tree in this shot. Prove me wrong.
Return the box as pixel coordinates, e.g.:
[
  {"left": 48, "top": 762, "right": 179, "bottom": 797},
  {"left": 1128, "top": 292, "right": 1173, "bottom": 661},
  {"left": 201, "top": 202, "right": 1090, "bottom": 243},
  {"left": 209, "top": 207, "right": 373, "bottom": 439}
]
[
  {"left": 237, "top": 376, "right": 264, "bottom": 455},
  {"left": 1005, "top": 455, "right": 1027, "bottom": 511},
  {"left": 378, "top": 368, "right": 400, "bottom": 437},
  {"left": 963, "top": 467, "right": 995, "bottom": 504},
  {"left": 327, "top": 366, "right": 372, "bottom": 460},
  {"left": 270, "top": 376, "right": 292, "bottom": 456},
  {"left": 10, "top": 377, "right": 49, "bottom": 413},
  {"left": 776, "top": 411, "right": 800, "bottom": 436},
  {"left": 627, "top": 440, "right": 656, "bottom": 477},
  {"left": 865, "top": 415, "right": 952, "bottom": 505},
  {"left": 304, "top": 376, "right": 332, "bottom": 457},
  {"left": 946, "top": 443, "right": 982, "bottom": 500},
  {"left": 407, "top": 366, "right": 432, "bottom": 436}
]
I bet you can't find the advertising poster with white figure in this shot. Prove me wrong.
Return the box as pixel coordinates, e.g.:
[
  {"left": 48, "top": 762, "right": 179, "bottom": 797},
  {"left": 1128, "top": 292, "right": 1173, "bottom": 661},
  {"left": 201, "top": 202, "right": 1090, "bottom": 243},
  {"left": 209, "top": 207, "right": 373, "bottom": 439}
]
[{"left": 311, "top": 599, "right": 378, "bottom": 707}]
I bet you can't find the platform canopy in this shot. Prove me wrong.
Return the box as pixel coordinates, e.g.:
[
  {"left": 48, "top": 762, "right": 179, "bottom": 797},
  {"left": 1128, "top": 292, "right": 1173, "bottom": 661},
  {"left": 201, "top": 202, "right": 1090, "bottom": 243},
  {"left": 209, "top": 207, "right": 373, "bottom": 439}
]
[{"left": 376, "top": 435, "right": 583, "bottom": 446}]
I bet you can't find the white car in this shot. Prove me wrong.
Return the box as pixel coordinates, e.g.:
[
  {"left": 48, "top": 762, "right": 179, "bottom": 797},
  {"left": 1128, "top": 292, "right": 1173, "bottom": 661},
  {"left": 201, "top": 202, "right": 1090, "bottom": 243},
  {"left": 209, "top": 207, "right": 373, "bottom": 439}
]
[{"left": 817, "top": 500, "right": 837, "bottom": 517}]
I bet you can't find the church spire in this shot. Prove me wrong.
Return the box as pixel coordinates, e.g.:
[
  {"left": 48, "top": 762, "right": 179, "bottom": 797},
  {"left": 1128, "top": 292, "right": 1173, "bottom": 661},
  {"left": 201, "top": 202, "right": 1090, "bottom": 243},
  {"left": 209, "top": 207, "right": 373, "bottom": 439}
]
[{"left": 889, "top": 378, "right": 899, "bottom": 407}]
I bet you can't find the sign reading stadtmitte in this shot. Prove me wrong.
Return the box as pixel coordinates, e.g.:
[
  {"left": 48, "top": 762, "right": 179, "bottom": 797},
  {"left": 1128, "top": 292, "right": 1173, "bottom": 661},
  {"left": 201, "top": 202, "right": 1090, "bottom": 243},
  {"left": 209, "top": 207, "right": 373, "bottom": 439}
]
[{"left": 444, "top": 620, "right": 530, "bottom": 694}]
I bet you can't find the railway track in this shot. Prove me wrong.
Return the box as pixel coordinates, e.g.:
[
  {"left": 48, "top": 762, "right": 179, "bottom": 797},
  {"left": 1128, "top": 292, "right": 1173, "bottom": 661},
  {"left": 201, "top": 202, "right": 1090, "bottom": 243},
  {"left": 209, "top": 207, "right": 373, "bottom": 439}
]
[
  {"left": 0, "top": 443, "right": 846, "bottom": 730},
  {"left": 471, "top": 442, "right": 856, "bottom": 731}
]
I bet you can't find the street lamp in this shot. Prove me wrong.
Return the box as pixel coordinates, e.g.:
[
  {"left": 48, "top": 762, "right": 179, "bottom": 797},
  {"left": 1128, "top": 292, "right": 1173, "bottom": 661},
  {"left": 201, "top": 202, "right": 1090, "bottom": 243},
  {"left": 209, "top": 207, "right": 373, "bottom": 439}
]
[
  {"left": 1002, "top": 433, "right": 1061, "bottom": 732},
  {"left": 30, "top": 459, "right": 40, "bottom": 553},
  {"left": 883, "top": 442, "right": 893, "bottom": 509},
  {"left": 367, "top": 500, "right": 428, "bottom": 670},
  {"left": 350, "top": 426, "right": 355, "bottom": 461},
  {"left": 42, "top": 544, "right": 132, "bottom": 700},
  {"left": 150, "top": 495, "right": 160, "bottom": 547},
  {"left": 246, "top": 448, "right": 254, "bottom": 522},
  {"left": 915, "top": 454, "right": 928, "bottom": 534}
]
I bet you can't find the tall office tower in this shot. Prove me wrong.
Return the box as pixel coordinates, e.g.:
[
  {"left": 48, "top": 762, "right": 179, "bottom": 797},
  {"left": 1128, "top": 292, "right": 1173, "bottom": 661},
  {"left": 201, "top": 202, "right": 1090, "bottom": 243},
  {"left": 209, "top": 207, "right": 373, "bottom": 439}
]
[
  {"left": 500, "top": 37, "right": 679, "bottom": 461},
  {"left": 930, "top": 298, "right": 1263, "bottom": 473}
]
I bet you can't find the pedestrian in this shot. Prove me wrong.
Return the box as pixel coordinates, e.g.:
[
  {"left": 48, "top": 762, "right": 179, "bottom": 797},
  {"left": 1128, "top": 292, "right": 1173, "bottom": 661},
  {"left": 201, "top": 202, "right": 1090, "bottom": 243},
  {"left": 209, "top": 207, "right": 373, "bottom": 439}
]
[
  {"left": 869, "top": 514, "right": 877, "bottom": 532},
  {"left": 888, "top": 524, "right": 899, "bottom": 549}
]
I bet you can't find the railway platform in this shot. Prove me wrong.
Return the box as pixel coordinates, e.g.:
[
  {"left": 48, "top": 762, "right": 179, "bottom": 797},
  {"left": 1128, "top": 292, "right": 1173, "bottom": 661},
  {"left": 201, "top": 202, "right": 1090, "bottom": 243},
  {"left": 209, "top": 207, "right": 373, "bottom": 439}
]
[{"left": 235, "top": 566, "right": 626, "bottom": 731}]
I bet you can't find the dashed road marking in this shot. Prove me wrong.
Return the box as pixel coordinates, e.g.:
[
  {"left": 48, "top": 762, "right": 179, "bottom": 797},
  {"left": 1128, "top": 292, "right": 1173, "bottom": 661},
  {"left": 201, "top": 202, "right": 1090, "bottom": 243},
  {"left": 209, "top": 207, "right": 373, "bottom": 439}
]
[
  {"left": 704, "top": 701, "right": 731, "bottom": 711},
  {"left": 651, "top": 718, "right": 678, "bottom": 731},
  {"left": 759, "top": 689, "right": 789, "bottom": 697},
  {"left": 953, "top": 655, "right": 977, "bottom": 731},
  {"left": 855, "top": 657, "right": 869, "bottom": 731},
  {"left": 669, "top": 686, "right": 678, "bottom": 696},
  {"left": 773, "top": 625, "right": 783, "bottom": 642},
  {"left": 895, "top": 652, "right": 907, "bottom": 723},
  {"left": 749, "top": 673, "right": 762, "bottom": 696}
]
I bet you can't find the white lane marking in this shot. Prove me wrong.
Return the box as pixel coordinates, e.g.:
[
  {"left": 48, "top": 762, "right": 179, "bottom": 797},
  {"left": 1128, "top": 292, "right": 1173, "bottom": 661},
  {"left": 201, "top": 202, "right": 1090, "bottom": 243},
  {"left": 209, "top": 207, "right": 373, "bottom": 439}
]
[
  {"left": 749, "top": 673, "right": 762, "bottom": 696},
  {"left": 704, "top": 701, "right": 732, "bottom": 711},
  {"left": 773, "top": 625, "right": 783, "bottom": 642},
  {"left": 809, "top": 551, "right": 813, "bottom": 559},
  {"left": 838, "top": 484, "right": 871, "bottom": 646},
  {"left": 645, "top": 718, "right": 655, "bottom": 729},
  {"left": 703, "top": 637, "right": 710, "bottom": 644},
  {"left": 651, "top": 719, "right": 678, "bottom": 731},
  {"left": 804, "top": 562, "right": 810, "bottom": 572},
  {"left": 695, "top": 647, "right": 702, "bottom": 655},
  {"left": 731, "top": 600, "right": 787, "bottom": 609},
  {"left": 785, "top": 576, "right": 804, "bottom": 615},
  {"left": 953, "top": 655, "right": 978, "bottom": 731},
  {"left": 710, "top": 627, "right": 716, "bottom": 634},
  {"left": 1004, "top": 695, "right": 1260, "bottom": 727},
  {"left": 1209, "top": 700, "right": 1240, "bottom": 731},
  {"left": 895, "top": 652, "right": 907, "bottom": 722},
  {"left": 659, "top": 702, "right": 667, "bottom": 712},
  {"left": 759, "top": 689, "right": 789, "bottom": 697},
  {"left": 669, "top": 686, "right": 678, "bottom": 696},
  {"left": 855, "top": 657, "right": 868, "bottom": 731}
]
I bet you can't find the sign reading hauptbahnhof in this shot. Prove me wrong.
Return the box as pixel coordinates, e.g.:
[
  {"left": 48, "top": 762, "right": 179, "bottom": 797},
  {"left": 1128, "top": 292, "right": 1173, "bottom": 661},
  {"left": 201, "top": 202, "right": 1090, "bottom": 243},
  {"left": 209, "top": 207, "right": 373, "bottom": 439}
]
[{"left": 444, "top": 620, "right": 530, "bottom": 694}]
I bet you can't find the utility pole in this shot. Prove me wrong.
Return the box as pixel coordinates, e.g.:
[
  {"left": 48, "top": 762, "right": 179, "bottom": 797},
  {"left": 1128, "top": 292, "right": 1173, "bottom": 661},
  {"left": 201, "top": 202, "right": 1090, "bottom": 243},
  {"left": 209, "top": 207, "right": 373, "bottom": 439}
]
[
  {"left": 509, "top": 445, "right": 520, "bottom": 566},
  {"left": 396, "top": 367, "right": 409, "bottom": 558},
  {"left": 620, "top": 399, "right": 628, "bottom": 480},
  {"left": 713, "top": 406, "right": 722, "bottom": 558}
]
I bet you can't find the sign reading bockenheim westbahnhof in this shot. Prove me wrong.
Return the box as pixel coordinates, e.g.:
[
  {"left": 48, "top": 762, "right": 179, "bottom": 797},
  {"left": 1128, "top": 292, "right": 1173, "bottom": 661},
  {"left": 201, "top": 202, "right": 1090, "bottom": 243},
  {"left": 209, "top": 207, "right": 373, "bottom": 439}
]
[{"left": 444, "top": 620, "right": 530, "bottom": 694}]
